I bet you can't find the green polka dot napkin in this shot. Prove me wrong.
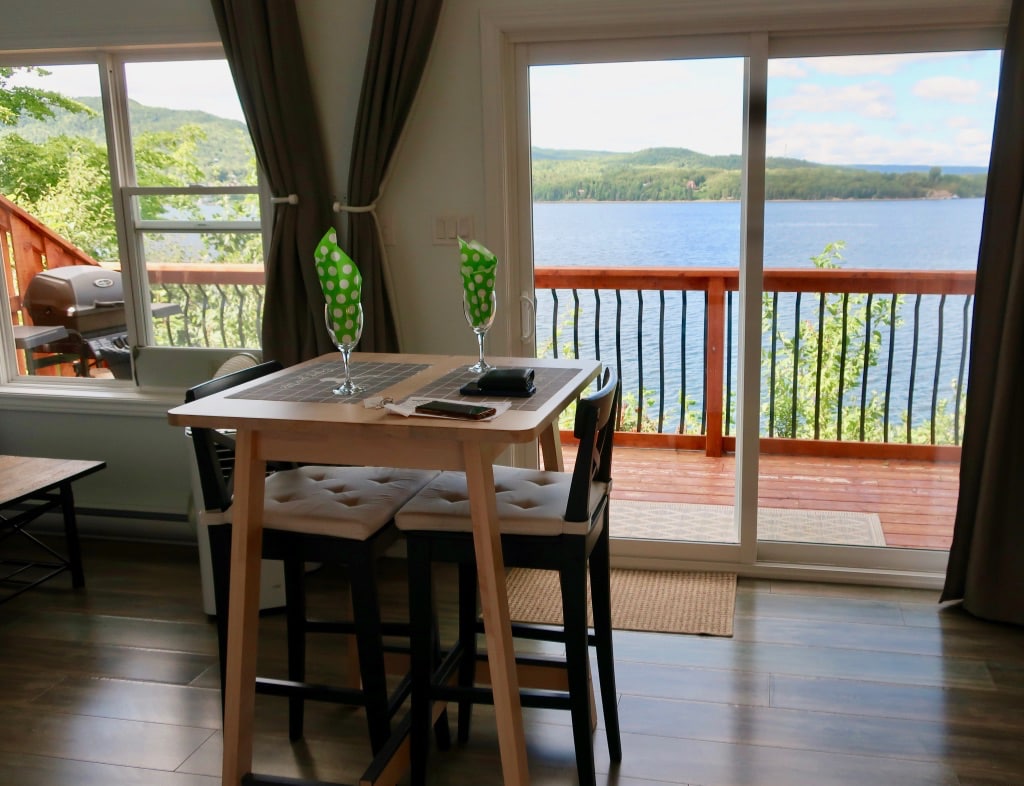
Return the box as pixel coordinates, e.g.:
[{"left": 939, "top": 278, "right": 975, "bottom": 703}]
[
  {"left": 458, "top": 237, "right": 497, "bottom": 327},
  {"left": 315, "top": 228, "right": 363, "bottom": 344}
]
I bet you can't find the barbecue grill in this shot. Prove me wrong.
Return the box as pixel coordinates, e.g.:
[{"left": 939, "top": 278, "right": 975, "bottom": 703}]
[{"left": 23, "top": 266, "right": 177, "bottom": 379}]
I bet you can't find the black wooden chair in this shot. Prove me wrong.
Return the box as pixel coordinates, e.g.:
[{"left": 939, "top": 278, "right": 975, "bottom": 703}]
[
  {"left": 186, "top": 360, "right": 443, "bottom": 755},
  {"left": 395, "top": 366, "right": 622, "bottom": 786}
]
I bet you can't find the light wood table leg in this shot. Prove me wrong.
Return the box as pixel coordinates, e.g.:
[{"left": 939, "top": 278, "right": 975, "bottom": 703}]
[
  {"left": 462, "top": 444, "right": 530, "bottom": 785},
  {"left": 539, "top": 419, "right": 564, "bottom": 472},
  {"left": 221, "top": 429, "right": 267, "bottom": 785}
]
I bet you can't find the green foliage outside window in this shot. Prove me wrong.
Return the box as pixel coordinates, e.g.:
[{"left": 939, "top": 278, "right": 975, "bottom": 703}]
[{"left": 0, "top": 66, "right": 264, "bottom": 349}]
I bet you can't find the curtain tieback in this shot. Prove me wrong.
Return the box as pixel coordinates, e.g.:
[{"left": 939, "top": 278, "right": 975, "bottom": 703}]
[
  {"left": 270, "top": 194, "right": 299, "bottom": 205},
  {"left": 333, "top": 201, "right": 377, "bottom": 214}
]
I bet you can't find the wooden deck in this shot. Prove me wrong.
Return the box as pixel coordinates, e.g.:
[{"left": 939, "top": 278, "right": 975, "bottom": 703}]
[{"left": 571, "top": 445, "right": 960, "bottom": 551}]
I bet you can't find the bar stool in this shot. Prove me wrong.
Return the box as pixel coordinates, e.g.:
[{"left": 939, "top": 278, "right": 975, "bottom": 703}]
[
  {"left": 186, "top": 359, "right": 443, "bottom": 754},
  {"left": 395, "top": 367, "right": 622, "bottom": 785}
]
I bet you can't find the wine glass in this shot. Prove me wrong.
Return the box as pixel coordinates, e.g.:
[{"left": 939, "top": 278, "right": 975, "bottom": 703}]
[
  {"left": 463, "top": 288, "right": 496, "bottom": 373},
  {"left": 324, "top": 302, "right": 364, "bottom": 395}
]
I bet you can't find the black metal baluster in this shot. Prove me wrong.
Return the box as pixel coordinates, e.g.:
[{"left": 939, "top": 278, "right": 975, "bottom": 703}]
[
  {"left": 176, "top": 285, "right": 193, "bottom": 346},
  {"left": 200, "top": 287, "right": 212, "bottom": 348},
  {"left": 234, "top": 284, "right": 246, "bottom": 347},
  {"left": 572, "top": 289, "right": 581, "bottom": 359},
  {"left": 550, "top": 289, "right": 559, "bottom": 358},
  {"left": 907, "top": 295, "right": 922, "bottom": 444},
  {"left": 701, "top": 292, "right": 708, "bottom": 434},
  {"left": 658, "top": 291, "right": 666, "bottom": 433},
  {"left": 955, "top": 295, "right": 971, "bottom": 445},
  {"left": 769, "top": 292, "right": 779, "bottom": 437},
  {"left": 636, "top": 291, "right": 645, "bottom": 432},
  {"left": 837, "top": 293, "right": 849, "bottom": 440},
  {"left": 680, "top": 291, "right": 688, "bottom": 435},
  {"left": 216, "top": 285, "right": 231, "bottom": 347},
  {"left": 814, "top": 293, "right": 826, "bottom": 440},
  {"left": 930, "top": 294, "right": 946, "bottom": 446},
  {"left": 884, "top": 295, "right": 897, "bottom": 443},
  {"left": 792, "top": 292, "right": 801, "bottom": 438},
  {"left": 859, "top": 293, "right": 873, "bottom": 442},
  {"left": 725, "top": 291, "right": 734, "bottom": 437},
  {"left": 615, "top": 291, "right": 623, "bottom": 423},
  {"left": 593, "top": 289, "right": 601, "bottom": 362}
]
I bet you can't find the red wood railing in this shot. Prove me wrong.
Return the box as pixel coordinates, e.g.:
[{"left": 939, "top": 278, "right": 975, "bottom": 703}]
[
  {"left": 535, "top": 266, "right": 975, "bottom": 462},
  {"left": 0, "top": 194, "right": 109, "bottom": 375}
]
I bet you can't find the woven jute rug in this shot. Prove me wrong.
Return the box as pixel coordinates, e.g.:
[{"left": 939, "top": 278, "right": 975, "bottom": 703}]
[{"left": 505, "top": 567, "right": 736, "bottom": 637}]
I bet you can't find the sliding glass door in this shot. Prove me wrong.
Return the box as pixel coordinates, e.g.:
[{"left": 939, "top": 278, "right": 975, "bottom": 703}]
[{"left": 479, "top": 6, "right": 1005, "bottom": 582}]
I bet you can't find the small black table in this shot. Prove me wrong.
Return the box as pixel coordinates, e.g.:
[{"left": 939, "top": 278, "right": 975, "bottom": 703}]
[{"left": 0, "top": 455, "right": 106, "bottom": 603}]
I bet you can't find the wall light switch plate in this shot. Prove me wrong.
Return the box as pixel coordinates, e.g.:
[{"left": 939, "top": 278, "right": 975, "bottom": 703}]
[{"left": 433, "top": 215, "right": 475, "bottom": 245}]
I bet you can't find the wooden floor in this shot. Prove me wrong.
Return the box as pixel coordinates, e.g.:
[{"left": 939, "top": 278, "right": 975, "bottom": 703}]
[
  {"left": 1, "top": 536, "right": 1022, "bottom": 785},
  {"left": 596, "top": 447, "right": 961, "bottom": 550}
]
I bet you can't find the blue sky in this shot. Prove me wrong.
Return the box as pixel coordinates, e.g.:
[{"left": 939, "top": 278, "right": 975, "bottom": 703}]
[
  {"left": 11, "top": 50, "right": 1001, "bottom": 168},
  {"left": 8, "top": 60, "right": 245, "bottom": 122},
  {"left": 529, "top": 50, "right": 1001, "bottom": 167}
]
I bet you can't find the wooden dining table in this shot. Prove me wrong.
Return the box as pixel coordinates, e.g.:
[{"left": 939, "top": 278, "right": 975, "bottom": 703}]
[{"left": 167, "top": 351, "right": 601, "bottom": 785}]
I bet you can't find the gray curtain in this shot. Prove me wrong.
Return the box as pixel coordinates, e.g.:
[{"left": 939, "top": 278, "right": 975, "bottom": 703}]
[
  {"left": 941, "top": 0, "right": 1024, "bottom": 626},
  {"left": 345, "top": 0, "right": 444, "bottom": 352},
  {"left": 210, "top": 0, "right": 334, "bottom": 366}
]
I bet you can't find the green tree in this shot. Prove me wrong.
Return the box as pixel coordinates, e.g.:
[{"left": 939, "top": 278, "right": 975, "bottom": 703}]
[
  {"left": 761, "top": 242, "right": 899, "bottom": 442},
  {"left": 1, "top": 69, "right": 265, "bottom": 348},
  {"left": 0, "top": 66, "right": 94, "bottom": 127}
]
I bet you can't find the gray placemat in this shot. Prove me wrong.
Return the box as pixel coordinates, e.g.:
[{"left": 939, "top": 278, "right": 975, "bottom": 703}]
[
  {"left": 406, "top": 366, "right": 582, "bottom": 412},
  {"left": 228, "top": 360, "right": 430, "bottom": 404}
]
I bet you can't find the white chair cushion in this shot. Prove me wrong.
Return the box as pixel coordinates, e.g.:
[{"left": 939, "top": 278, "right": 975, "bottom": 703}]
[
  {"left": 229, "top": 466, "right": 439, "bottom": 540},
  {"left": 394, "top": 466, "right": 608, "bottom": 537}
]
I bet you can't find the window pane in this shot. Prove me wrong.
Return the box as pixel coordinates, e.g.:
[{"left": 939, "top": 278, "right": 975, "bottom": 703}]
[
  {"left": 136, "top": 192, "right": 261, "bottom": 223},
  {"left": 529, "top": 57, "right": 745, "bottom": 545},
  {"left": 759, "top": 49, "right": 999, "bottom": 552},
  {"left": 1, "top": 63, "right": 124, "bottom": 378},
  {"left": 142, "top": 232, "right": 264, "bottom": 350},
  {"left": 124, "top": 60, "right": 256, "bottom": 187}
]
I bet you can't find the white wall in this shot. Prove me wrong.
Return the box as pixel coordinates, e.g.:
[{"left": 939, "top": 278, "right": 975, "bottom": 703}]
[{"left": 0, "top": 0, "right": 218, "bottom": 49}]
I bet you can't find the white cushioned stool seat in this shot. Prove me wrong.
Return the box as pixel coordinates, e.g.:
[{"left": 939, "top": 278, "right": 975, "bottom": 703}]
[
  {"left": 255, "top": 466, "right": 440, "bottom": 539},
  {"left": 395, "top": 466, "right": 608, "bottom": 537}
]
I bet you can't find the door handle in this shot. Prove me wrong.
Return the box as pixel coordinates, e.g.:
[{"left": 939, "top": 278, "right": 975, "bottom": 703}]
[{"left": 520, "top": 292, "right": 536, "bottom": 342}]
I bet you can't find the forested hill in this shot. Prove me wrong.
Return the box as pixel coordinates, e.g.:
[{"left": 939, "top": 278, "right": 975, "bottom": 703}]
[
  {"left": 531, "top": 146, "right": 987, "bottom": 201},
  {"left": 2, "top": 96, "right": 252, "bottom": 182}
]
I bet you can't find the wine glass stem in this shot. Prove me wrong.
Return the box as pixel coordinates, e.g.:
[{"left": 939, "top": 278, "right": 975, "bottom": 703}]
[
  {"left": 476, "top": 332, "right": 486, "bottom": 365},
  {"left": 341, "top": 348, "right": 353, "bottom": 386}
]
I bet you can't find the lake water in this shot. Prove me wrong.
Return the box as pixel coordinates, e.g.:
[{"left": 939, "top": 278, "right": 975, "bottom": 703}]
[{"left": 531, "top": 199, "right": 984, "bottom": 436}]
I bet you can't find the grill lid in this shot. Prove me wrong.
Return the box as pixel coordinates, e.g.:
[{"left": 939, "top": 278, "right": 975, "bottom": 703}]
[{"left": 24, "top": 266, "right": 126, "bottom": 332}]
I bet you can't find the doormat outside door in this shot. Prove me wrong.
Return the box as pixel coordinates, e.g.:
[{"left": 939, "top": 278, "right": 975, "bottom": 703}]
[{"left": 611, "top": 501, "right": 886, "bottom": 546}]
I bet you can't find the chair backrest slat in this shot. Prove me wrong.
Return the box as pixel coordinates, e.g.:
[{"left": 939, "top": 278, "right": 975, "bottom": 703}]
[
  {"left": 564, "top": 367, "right": 620, "bottom": 522},
  {"left": 186, "top": 360, "right": 283, "bottom": 512}
]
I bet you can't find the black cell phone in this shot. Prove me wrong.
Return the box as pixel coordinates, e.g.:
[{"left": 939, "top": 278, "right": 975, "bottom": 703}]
[{"left": 414, "top": 400, "right": 497, "bottom": 420}]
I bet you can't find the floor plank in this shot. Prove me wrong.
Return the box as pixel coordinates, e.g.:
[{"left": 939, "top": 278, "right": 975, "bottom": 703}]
[{"left": 0, "top": 537, "right": 1021, "bottom": 785}]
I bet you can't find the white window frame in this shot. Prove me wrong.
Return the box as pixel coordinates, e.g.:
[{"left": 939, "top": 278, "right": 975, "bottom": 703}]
[{"left": 0, "top": 45, "right": 265, "bottom": 394}]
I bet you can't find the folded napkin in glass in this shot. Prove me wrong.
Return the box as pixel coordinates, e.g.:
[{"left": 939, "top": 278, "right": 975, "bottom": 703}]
[{"left": 460, "top": 367, "right": 536, "bottom": 397}]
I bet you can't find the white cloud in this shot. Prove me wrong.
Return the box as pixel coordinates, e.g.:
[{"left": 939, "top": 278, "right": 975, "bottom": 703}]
[
  {"left": 946, "top": 115, "right": 973, "bottom": 129},
  {"left": 773, "top": 82, "right": 895, "bottom": 119},
  {"left": 913, "top": 76, "right": 982, "bottom": 104},
  {"left": 767, "top": 61, "right": 807, "bottom": 79},
  {"left": 766, "top": 121, "right": 985, "bottom": 165},
  {"left": 800, "top": 52, "right": 962, "bottom": 76}
]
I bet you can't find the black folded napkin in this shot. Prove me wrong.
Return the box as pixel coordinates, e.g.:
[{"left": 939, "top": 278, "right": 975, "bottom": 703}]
[{"left": 460, "top": 367, "right": 536, "bottom": 397}]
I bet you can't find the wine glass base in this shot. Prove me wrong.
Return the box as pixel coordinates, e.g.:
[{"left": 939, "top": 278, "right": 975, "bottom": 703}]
[
  {"left": 331, "top": 382, "right": 365, "bottom": 396},
  {"left": 467, "top": 360, "right": 495, "bottom": 373}
]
